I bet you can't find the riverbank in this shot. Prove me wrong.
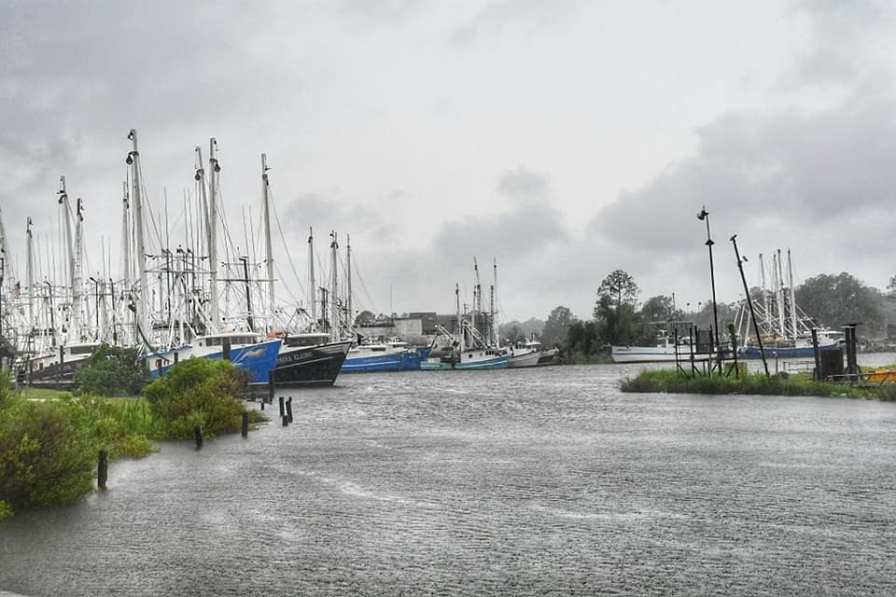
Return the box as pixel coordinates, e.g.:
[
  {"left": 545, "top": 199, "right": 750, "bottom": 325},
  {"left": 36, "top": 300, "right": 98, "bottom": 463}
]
[
  {"left": 621, "top": 368, "right": 896, "bottom": 400},
  {"left": 0, "top": 359, "right": 266, "bottom": 520}
]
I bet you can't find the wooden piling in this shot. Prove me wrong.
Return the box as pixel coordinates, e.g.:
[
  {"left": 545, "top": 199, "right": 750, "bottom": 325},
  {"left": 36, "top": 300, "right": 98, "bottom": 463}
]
[
  {"left": 97, "top": 449, "right": 108, "bottom": 490},
  {"left": 286, "top": 397, "right": 293, "bottom": 423},
  {"left": 282, "top": 414, "right": 289, "bottom": 427},
  {"left": 241, "top": 412, "right": 249, "bottom": 438},
  {"left": 194, "top": 425, "right": 203, "bottom": 449},
  {"left": 278, "top": 396, "right": 285, "bottom": 418}
]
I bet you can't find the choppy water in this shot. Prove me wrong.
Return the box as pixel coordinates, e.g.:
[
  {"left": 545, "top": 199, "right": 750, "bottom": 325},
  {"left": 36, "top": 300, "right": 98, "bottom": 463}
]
[{"left": 3, "top": 362, "right": 896, "bottom": 596}]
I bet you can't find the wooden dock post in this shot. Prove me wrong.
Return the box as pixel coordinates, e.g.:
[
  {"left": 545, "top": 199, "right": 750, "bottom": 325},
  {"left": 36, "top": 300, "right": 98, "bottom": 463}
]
[
  {"left": 194, "top": 425, "right": 203, "bottom": 449},
  {"left": 278, "top": 395, "right": 285, "bottom": 418},
  {"left": 282, "top": 414, "right": 289, "bottom": 427},
  {"left": 241, "top": 412, "right": 249, "bottom": 438},
  {"left": 97, "top": 449, "right": 108, "bottom": 490},
  {"left": 286, "top": 397, "right": 293, "bottom": 423}
]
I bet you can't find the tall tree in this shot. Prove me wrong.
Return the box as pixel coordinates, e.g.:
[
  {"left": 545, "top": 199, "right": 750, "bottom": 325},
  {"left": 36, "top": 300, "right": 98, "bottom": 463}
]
[
  {"left": 639, "top": 295, "right": 674, "bottom": 323},
  {"left": 542, "top": 306, "right": 576, "bottom": 347},
  {"left": 594, "top": 270, "right": 639, "bottom": 345},
  {"left": 795, "top": 273, "right": 884, "bottom": 334}
]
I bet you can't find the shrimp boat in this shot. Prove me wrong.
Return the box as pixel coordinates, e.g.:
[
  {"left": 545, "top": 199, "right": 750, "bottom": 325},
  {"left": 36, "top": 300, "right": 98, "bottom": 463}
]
[
  {"left": 146, "top": 333, "right": 281, "bottom": 383},
  {"left": 342, "top": 340, "right": 431, "bottom": 373},
  {"left": 735, "top": 249, "right": 843, "bottom": 359},
  {"left": 272, "top": 332, "right": 351, "bottom": 386},
  {"left": 508, "top": 338, "right": 544, "bottom": 368},
  {"left": 421, "top": 282, "right": 508, "bottom": 370}
]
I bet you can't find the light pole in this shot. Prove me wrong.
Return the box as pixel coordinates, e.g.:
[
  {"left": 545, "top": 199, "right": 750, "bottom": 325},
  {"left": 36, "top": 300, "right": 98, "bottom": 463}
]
[{"left": 697, "top": 207, "right": 721, "bottom": 371}]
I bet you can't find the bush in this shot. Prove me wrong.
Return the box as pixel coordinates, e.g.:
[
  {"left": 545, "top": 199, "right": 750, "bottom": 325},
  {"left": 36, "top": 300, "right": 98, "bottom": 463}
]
[
  {"left": 143, "top": 358, "right": 249, "bottom": 440},
  {"left": 0, "top": 500, "right": 12, "bottom": 521},
  {"left": 0, "top": 397, "right": 97, "bottom": 510},
  {"left": 73, "top": 344, "right": 149, "bottom": 397}
]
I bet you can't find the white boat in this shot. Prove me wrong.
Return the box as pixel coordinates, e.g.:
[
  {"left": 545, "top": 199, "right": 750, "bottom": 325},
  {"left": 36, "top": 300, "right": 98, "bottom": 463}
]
[
  {"left": 611, "top": 331, "right": 688, "bottom": 363},
  {"left": 508, "top": 339, "right": 544, "bottom": 368},
  {"left": 421, "top": 348, "right": 509, "bottom": 370}
]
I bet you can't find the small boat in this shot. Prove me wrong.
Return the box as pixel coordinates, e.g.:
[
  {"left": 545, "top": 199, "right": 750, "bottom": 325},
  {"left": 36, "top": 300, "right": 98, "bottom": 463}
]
[
  {"left": 146, "top": 333, "right": 281, "bottom": 384},
  {"left": 508, "top": 338, "right": 544, "bottom": 368},
  {"left": 342, "top": 340, "right": 430, "bottom": 373},
  {"left": 19, "top": 342, "right": 101, "bottom": 384},
  {"left": 611, "top": 331, "right": 688, "bottom": 363},
  {"left": 538, "top": 346, "right": 560, "bottom": 365},
  {"left": 421, "top": 347, "right": 509, "bottom": 370}
]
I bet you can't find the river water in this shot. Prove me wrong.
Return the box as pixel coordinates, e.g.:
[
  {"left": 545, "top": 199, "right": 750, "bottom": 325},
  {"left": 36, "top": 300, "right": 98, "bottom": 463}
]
[{"left": 3, "top": 362, "right": 896, "bottom": 596}]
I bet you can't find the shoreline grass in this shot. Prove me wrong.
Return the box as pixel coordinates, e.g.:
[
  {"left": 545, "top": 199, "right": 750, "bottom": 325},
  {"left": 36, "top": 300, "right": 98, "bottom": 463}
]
[{"left": 621, "top": 368, "right": 896, "bottom": 401}]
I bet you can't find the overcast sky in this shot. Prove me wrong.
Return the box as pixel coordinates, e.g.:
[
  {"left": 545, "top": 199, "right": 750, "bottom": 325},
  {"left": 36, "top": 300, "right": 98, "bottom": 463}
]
[{"left": 2, "top": 0, "right": 895, "bottom": 321}]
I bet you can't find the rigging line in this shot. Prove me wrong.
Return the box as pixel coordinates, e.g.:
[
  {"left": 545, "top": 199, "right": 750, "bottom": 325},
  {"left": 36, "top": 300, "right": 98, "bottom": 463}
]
[
  {"left": 268, "top": 189, "right": 306, "bottom": 296},
  {"left": 350, "top": 251, "right": 379, "bottom": 314}
]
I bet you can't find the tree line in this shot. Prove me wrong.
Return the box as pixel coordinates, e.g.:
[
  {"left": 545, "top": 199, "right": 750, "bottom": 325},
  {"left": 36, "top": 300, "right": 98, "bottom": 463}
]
[{"left": 538, "top": 269, "right": 896, "bottom": 362}]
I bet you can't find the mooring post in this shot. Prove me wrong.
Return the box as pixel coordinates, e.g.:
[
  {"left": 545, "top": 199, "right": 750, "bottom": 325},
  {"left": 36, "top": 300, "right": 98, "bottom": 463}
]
[
  {"left": 286, "top": 397, "right": 293, "bottom": 423},
  {"left": 241, "top": 412, "right": 249, "bottom": 438},
  {"left": 98, "top": 449, "right": 108, "bottom": 490},
  {"left": 194, "top": 425, "right": 203, "bottom": 449},
  {"left": 222, "top": 338, "right": 232, "bottom": 362},
  {"left": 811, "top": 328, "right": 821, "bottom": 381},
  {"left": 282, "top": 414, "right": 289, "bottom": 427},
  {"left": 278, "top": 395, "right": 285, "bottom": 418}
]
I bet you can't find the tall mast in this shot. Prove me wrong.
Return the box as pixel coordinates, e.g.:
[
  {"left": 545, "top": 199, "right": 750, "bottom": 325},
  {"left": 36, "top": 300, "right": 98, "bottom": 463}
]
[
  {"left": 126, "top": 129, "right": 149, "bottom": 341},
  {"left": 330, "top": 231, "right": 338, "bottom": 342},
  {"left": 26, "top": 217, "right": 34, "bottom": 336},
  {"left": 775, "top": 249, "right": 785, "bottom": 337},
  {"left": 788, "top": 249, "right": 797, "bottom": 341},
  {"left": 121, "top": 181, "right": 130, "bottom": 297},
  {"left": 57, "top": 176, "right": 78, "bottom": 341},
  {"left": 308, "top": 228, "right": 316, "bottom": 330},
  {"left": 73, "top": 198, "right": 84, "bottom": 341},
  {"left": 207, "top": 138, "right": 220, "bottom": 331},
  {"left": 472, "top": 257, "right": 480, "bottom": 337},
  {"left": 261, "top": 153, "right": 275, "bottom": 330},
  {"left": 346, "top": 234, "right": 352, "bottom": 330},
  {"left": 489, "top": 284, "right": 495, "bottom": 348},
  {"left": 758, "top": 252, "right": 768, "bottom": 331},
  {"left": 493, "top": 258, "right": 500, "bottom": 348},
  {"left": 456, "top": 282, "right": 464, "bottom": 352}
]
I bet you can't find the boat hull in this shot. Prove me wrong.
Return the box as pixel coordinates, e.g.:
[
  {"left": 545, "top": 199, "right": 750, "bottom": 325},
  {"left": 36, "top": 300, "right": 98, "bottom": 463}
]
[
  {"left": 421, "top": 354, "right": 509, "bottom": 370},
  {"left": 341, "top": 347, "right": 431, "bottom": 373},
  {"left": 148, "top": 339, "right": 282, "bottom": 384},
  {"left": 610, "top": 346, "right": 680, "bottom": 363},
  {"left": 509, "top": 350, "right": 542, "bottom": 368},
  {"left": 739, "top": 343, "right": 842, "bottom": 360},
  {"left": 271, "top": 341, "right": 351, "bottom": 387}
]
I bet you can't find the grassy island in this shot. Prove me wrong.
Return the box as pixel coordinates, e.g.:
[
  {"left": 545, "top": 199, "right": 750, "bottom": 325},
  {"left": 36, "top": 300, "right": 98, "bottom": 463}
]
[{"left": 621, "top": 368, "right": 896, "bottom": 401}]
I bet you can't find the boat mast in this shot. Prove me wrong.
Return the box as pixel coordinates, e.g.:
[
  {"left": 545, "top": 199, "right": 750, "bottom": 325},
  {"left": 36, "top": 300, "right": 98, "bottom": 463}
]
[
  {"left": 493, "top": 258, "right": 500, "bottom": 348},
  {"left": 57, "top": 176, "right": 78, "bottom": 342},
  {"left": 456, "top": 282, "right": 464, "bottom": 352},
  {"left": 261, "top": 153, "right": 275, "bottom": 331},
  {"left": 73, "top": 198, "right": 85, "bottom": 341},
  {"left": 758, "top": 252, "right": 768, "bottom": 332},
  {"left": 126, "top": 129, "right": 150, "bottom": 342},
  {"left": 472, "top": 257, "right": 480, "bottom": 338},
  {"left": 787, "top": 249, "right": 797, "bottom": 341},
  {"left": 26, "top": 217, "right": 34, "bottom": 339},
  {"left": 207, "top": 138, "right": 220, "bottom": 331},
  {"left": 308, "top": 228, "right": 316, "bottom": 331},
  {"left": 775, "top": 249, "right": 785, "bottom": 338},
  {"left": 346, "top": 234, "right": 352, "bottom": 330},
  {"left": 329, "top": 231, "right": 338, "bottom": 342}
]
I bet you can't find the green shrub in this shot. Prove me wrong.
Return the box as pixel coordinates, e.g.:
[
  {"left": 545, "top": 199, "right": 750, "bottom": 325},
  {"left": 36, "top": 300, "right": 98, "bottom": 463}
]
[
  {"left": 0, "top": 398, "right": 96, "bottom": 510},
  {"left": 0, "top": 500, "right": 12, "bottom": 521},
  {"left": 73, "top": 344, "right": 149, "bottom": 397},
  {"left": 143, "top": 358, "right": 249, "bottom": 440}
]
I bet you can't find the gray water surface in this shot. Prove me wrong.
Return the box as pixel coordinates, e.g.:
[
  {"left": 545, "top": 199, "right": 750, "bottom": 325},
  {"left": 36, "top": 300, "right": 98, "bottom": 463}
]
[{"left": 2, "top": 364, "right": 896, "bottom": 596}]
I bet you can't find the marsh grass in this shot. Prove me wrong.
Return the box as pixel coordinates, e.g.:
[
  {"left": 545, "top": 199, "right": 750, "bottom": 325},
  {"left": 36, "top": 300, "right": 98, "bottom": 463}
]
[{"left": 621, "top": 368, "right": 896, "bottom": 401}]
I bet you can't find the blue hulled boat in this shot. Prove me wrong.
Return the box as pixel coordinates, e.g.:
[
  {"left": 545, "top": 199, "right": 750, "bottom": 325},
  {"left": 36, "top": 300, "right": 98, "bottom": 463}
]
[
  {"left": 146, "top": 333, "right": 282, "bottom": 383},
  {"left": 341, "top": 342, "right": 431, "bottom": 373}
]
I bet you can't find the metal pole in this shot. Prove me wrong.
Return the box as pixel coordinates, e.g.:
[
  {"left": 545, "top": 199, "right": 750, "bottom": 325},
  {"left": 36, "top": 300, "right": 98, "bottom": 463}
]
[
  {"left": 731, "top": 235, "right": 769, "bottom": 377},
  {"left": 698, "top": 207, "right": 721, "bottom": 374}
]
